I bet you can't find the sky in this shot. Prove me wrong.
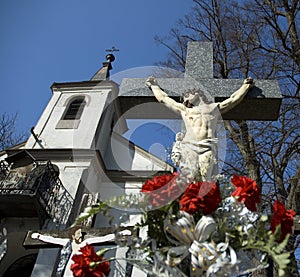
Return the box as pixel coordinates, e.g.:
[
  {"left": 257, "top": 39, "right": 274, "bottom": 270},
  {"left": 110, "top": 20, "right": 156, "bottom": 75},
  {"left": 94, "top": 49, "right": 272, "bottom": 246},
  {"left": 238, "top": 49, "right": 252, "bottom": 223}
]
[{"left": 0, "top": 0, "right": 193, "bottom": 148}]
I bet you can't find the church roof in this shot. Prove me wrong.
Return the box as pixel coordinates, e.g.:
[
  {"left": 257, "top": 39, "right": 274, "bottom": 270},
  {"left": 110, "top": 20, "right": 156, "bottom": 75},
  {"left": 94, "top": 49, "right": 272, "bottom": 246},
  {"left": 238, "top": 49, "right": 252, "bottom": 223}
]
[{"left": 50, "top": 53, "right": 117, "bottom": 91}]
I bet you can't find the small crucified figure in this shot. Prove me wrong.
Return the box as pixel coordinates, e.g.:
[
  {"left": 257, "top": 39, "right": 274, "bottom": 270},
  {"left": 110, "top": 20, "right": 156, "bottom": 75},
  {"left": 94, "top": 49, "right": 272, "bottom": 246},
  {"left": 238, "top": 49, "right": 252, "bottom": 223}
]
[
  {"left": 31, "top": 226, "right": 131, "bottom": 276},
  {"left": 146, "top": 76, "right": 254, "bottom": 180}
]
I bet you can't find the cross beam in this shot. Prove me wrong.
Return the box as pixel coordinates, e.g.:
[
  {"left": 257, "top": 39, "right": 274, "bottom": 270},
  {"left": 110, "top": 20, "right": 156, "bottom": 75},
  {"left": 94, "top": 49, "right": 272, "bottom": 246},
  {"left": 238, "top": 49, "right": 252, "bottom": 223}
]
[{"left": 118, "top": 42, "right": 282, "bottom": 121}]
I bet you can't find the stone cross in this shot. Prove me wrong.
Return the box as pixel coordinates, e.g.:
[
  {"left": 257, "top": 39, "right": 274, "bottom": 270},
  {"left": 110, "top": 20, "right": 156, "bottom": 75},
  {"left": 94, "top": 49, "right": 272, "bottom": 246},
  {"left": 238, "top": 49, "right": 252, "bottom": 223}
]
[{"left": 118, "top": 41, "right": 282, "bottom": 121}]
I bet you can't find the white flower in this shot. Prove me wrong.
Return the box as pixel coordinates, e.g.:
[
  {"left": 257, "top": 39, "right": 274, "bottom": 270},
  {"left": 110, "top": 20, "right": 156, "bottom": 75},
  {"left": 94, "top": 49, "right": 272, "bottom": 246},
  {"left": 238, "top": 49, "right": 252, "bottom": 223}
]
[
  {"left": 189, "top": 240, "right": 237, "bottom": 276},
  {"left": 164, "top": 211, "right": 217, "bottom": 246}
]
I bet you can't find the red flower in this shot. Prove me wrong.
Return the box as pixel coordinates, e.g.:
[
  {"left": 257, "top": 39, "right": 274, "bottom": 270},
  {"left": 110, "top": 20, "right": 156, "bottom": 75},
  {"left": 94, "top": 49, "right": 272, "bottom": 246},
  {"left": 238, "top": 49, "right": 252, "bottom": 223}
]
[
  {"left": 271, "top": 200, "right": 296, "bottom": 242},
  {"left": 179, "top": 181, "right": 221, "bottom": 215},
  {"left": 231, "top": 175, "right": 261, "bottom": 212},
  {"left": 71, "top": 244, "right": 110, "bottom": 277},
  {"left": 141, "top": 173, "right": 180, "bottom": 207}
]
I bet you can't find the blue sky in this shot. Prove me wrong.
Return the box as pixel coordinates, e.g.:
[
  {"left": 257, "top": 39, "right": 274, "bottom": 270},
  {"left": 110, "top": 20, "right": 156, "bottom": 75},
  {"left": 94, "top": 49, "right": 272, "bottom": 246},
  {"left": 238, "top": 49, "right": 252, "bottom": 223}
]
[{"left": 0, "top": 0, "right": 192, "bottom": 141}]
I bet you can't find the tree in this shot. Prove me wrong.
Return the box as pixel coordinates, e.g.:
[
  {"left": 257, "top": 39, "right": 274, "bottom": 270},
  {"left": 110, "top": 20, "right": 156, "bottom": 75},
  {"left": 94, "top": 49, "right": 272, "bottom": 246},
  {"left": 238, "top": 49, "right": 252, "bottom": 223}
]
[
  {"left": 155, "top": 0, "right": 300, "bottom": 275},
  {"left": 0, "top": 113, "right": 27, "bottom": 151}
]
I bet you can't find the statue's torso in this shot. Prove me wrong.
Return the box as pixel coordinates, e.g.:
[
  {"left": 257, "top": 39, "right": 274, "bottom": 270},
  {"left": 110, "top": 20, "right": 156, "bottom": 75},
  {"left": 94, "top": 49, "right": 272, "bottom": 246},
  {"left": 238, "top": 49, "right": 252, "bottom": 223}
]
[{"left": 182, "top": 103, "right": 219, "bottom": 141}]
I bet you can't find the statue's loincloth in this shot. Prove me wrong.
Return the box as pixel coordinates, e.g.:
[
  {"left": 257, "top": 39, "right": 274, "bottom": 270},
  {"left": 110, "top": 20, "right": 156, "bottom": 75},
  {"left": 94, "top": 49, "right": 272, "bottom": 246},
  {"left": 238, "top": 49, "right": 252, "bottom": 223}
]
[{"left": 181, "top": 138, "right": 218, "bottom": 156}]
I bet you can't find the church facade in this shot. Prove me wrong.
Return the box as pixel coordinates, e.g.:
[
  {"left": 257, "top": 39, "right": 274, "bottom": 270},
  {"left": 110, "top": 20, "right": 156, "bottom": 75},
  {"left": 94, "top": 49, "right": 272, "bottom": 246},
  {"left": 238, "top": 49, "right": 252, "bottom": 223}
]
[{"left": 0, "top": 53, "right": 174, "bottom": 276}]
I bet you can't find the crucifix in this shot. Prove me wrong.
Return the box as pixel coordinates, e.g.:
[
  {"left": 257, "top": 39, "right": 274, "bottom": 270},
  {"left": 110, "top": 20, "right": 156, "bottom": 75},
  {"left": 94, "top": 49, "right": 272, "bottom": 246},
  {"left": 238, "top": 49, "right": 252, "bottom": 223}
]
[
  {"left": 23, "top": 192, "right": 133, "bottom": 276},
  {"left": 146, "top": 75, "right": 254, "bottom": 180},
  {"left": 117, "top": 41, "right": 282, "bottom": 180},
  {"left": 23, "top": 226, "right": 133, "bottom": 277},
  {"left": 105, "top": 46, "right": 120, "bottom": 53}
]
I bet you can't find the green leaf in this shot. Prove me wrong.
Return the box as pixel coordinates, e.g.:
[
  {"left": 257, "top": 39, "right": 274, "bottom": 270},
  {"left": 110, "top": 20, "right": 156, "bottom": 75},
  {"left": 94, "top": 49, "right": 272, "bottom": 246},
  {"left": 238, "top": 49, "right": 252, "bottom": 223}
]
[
  {"left": 273, "top": 234, "right": 290, "bottom": 254},
  {"left": 96, "top": 247, "right": 109, "bottom": 257},
  {"left": 241, "top": 227, "right": 291, "bottom": 275}
]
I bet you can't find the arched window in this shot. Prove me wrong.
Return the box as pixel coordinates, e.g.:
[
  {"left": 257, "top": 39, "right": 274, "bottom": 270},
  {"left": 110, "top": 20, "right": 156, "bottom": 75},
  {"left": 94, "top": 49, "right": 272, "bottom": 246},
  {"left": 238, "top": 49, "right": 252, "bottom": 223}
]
[
  {"left": 56, "top": 96, "right": 87, "bottom": 129},
  {"left": 63, "top": 98, "right": 86, "bottom": 120},
  {"left": 3, "top": 253, "right": 38, "bottom": 277}
]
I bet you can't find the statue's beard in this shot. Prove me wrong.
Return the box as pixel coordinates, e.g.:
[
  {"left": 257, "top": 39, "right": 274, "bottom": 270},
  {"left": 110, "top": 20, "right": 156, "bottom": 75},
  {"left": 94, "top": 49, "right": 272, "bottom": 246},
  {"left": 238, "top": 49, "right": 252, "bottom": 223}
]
[{"left": 183, "top": 100, "right": 194, "bottom": 108}]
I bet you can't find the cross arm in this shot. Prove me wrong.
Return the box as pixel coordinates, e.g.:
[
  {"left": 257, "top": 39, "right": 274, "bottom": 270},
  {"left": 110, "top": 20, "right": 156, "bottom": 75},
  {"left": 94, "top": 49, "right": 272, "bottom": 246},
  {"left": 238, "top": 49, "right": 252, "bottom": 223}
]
[{"left": 119, "top": 78, "right": 282, "bottom": 120}]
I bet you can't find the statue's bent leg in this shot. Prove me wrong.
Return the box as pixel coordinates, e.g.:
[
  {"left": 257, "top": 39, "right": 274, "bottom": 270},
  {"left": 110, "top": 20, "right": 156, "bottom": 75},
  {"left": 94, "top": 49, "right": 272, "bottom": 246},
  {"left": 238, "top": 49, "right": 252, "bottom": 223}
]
[
  {"left": 198, "top": 150, "right": 217, "bottom": 181},
  {"left": 180, "top": 144, "right": 199, "bottom": 175}
]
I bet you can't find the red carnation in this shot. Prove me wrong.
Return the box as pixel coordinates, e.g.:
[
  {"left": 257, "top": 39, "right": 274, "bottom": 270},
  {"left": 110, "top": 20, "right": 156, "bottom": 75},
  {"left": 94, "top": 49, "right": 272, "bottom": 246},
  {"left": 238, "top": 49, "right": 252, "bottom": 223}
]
[
  {"left": 179, "top": 181, "right": 221, "bottom": 215},
  {"left": 231, "top": 175, "right": 261, "bottom": 212},
  {"left": 271, "top": 200, "right": 296, "bottom": 242},
  {"left": 71, "top": 244, "right": 110, "bottom": 277},
  {"left": 141, "top": 173, "right": 180, "bottom": 207}
]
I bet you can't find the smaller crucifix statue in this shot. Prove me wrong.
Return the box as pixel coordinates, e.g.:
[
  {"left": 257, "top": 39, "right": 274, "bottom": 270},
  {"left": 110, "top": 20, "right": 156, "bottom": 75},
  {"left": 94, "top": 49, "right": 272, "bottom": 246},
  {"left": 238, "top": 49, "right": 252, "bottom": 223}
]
[
  {"left": 30, "top": 226, "right": 131, "bottom": 276},
  {"left": 146, "top": 76, "right": 254, "bottom": 180}
]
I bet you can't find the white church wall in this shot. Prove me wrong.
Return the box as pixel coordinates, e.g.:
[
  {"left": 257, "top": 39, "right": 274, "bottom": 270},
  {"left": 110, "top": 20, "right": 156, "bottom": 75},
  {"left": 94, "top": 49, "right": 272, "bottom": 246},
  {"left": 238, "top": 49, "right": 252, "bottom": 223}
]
[
  {"left": 92, "top": 179, "right": 147, "bottom": 277},
  {"left": 26, "top": 88, "right": 114, "bottom": 150},
  {"left": 52, "top": 161, "right": 89, "bottom": 198},
  {"left": 104, "top": 133, "right": 172, "bottom": 172},
  {"left": 95, "top": 104, "right": 115, "bottom": 159},
  {"left": 131, "top": 150, "right": 170, "bottom": 171},
  {"left": 104, "top": 136, "right": 134, "bottom": 170},
  {"left": 25, "top": 91, "right": 61, "bottom": 149}
]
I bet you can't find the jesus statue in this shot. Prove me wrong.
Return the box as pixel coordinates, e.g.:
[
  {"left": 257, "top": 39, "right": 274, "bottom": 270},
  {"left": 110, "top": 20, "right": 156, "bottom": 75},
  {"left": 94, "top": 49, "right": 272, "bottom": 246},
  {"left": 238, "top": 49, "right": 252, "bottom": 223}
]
[{"left": 146, "top": 76, "right": 254, "bottom": 180}]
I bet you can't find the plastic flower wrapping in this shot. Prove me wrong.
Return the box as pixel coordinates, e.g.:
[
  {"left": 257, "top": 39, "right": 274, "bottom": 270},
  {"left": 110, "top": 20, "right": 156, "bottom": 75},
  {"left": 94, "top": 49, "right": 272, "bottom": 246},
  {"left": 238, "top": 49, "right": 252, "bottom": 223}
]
[{"left": 75, "top": 171, "right": 296, "bottom": 277}]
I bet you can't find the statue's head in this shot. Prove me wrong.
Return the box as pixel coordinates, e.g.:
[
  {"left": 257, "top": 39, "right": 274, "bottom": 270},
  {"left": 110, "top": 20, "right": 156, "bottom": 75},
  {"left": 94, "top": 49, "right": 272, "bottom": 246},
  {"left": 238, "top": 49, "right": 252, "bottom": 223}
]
[
  {"left": 182, "top": 89, "right": 211, "bottom": 107},
  {"left": 69, "top": 225, "right": 85, "bottom": 243}
]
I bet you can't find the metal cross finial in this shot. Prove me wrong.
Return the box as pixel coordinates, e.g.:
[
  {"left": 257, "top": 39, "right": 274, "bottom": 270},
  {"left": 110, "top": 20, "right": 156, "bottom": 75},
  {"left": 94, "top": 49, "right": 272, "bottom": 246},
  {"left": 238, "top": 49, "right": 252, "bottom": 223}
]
[{"left": 105, "top": 46, "right": 120, "bottom": 53}]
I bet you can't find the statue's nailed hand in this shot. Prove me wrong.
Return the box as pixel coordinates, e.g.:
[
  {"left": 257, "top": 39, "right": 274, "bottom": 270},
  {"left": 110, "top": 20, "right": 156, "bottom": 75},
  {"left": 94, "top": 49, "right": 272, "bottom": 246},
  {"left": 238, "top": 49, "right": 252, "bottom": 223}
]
[
  {"left": 146, "top": 76, "right": 158, "bottom": 88},
  {"left": 244, "top": 77, "right": 254, "bottom": 86},
  {"left": 31, "top": 233, "right": 40, "bottom": 239}
]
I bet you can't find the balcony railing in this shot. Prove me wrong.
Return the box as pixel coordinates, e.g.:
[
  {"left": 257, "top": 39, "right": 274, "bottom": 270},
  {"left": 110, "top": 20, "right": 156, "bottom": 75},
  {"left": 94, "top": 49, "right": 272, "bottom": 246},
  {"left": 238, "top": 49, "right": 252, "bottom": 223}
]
[
  {"left": 0, "top": 161, "right": 9, "bottom": 181},
  {"left": 0, "top": 161, "right": 73, "bottom": 224}
]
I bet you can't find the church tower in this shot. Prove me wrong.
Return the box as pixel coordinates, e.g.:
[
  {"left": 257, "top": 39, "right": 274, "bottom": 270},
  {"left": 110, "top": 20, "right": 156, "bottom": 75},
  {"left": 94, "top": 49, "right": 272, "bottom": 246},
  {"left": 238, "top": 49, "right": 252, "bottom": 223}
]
[{"left": 26, "top": 53, "right": 119, "bottom": 150}]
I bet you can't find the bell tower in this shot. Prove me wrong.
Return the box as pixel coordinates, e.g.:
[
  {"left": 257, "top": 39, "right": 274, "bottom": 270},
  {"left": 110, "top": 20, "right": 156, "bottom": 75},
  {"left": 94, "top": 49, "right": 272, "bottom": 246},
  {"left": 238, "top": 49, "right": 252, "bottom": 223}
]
[{"left": 25, "top": 53, "right": 120, "bottom": 150}]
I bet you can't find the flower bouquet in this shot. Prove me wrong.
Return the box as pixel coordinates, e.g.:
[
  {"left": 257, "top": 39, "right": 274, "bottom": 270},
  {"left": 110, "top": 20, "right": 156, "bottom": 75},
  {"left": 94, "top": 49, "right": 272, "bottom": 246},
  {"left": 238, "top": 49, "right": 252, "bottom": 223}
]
[{"left": 75, "top": 172, "right": 295, "bottom": 277}]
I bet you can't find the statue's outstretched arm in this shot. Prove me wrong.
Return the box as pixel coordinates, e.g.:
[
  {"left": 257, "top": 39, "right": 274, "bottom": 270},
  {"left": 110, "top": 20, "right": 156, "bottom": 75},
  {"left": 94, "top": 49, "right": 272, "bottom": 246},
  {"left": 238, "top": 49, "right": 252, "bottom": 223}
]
[
  {"left": 31, "top": 232, "right": 68, "bottom": 246},
  {"left": 83, "top": 230, "right": 131, "bottom": 245},
  {"left": 146, "top": 76, "right": 184, "bottom": 114},
  {"left": 219, "top": 77, "right": 254, "bottom": 114},
  {"left": 84, "top": 234, "right": 115, "bottom": 245}
]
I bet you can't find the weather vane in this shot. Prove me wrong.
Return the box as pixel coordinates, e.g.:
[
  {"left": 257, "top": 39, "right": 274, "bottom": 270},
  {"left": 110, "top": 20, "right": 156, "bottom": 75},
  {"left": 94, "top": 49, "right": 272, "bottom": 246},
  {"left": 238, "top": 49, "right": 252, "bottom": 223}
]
[{"left": 105, "top": 46, "right": 120, "bottom": 53}]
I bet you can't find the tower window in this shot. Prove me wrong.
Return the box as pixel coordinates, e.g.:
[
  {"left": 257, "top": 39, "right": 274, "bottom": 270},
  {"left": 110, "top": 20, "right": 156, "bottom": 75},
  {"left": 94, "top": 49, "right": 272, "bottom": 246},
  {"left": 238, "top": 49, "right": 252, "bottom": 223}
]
[
  {"left": 63, "top": 98, "right": 86, "bottom": 120},
  {"left": 56, "top": 96, "right": 87, "bottom": 129}
]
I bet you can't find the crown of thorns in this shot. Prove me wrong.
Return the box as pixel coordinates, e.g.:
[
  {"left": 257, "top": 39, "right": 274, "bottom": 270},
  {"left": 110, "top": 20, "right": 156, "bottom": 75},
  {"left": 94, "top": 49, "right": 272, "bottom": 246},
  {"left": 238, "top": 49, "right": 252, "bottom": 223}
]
[{"left": 181, "top": 89, "right": 211, "bottom": 103}]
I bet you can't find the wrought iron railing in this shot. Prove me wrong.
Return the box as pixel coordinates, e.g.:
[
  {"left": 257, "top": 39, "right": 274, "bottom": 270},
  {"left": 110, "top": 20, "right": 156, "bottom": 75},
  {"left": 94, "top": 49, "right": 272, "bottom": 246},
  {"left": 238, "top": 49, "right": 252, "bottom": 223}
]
[
  {"left": 0, "top": 161, "right": 9, "bottom": 181},
  {"left": 0, "top": 161, "right": 73, "bottom": 224}
]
